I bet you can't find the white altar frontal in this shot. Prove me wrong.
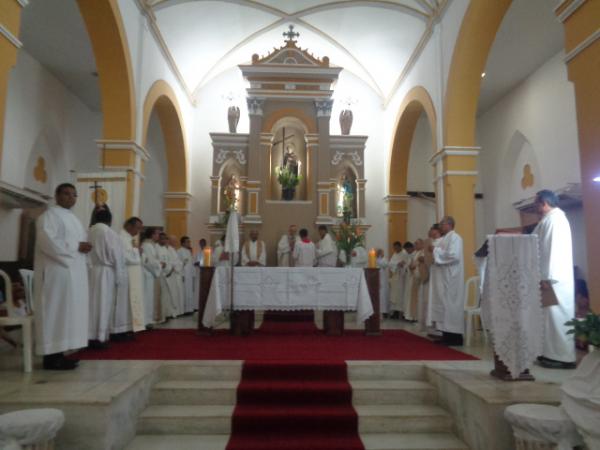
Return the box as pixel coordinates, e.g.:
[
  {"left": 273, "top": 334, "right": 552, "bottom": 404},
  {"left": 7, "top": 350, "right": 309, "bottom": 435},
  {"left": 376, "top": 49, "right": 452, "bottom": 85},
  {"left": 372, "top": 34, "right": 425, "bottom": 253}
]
[{"left": 202, "top": 267, "right": 374, "bottom": 328}]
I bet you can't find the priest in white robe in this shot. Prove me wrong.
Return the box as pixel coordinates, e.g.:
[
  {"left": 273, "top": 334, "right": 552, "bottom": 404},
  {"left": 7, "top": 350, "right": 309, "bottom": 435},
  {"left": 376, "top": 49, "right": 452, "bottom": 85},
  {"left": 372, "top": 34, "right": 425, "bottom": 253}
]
[
  {"left": 178, "top": 236, "right": 196, "bottom": 314},
  {"left": 292, "top": 228, "right": 316, "bottom": 267},
  {"left": 277, "top": 225, "right": 299, "bottom": 267},
  {"left": 339, "top": 245, "right": 368, "bottom": 268},
  {"left": 167, "top": 236, "right": 185, "bottom": 317},
  {"left": 425, "top": 224, "right": 443, "bottom": 335},
  {"left": 141, "top": 227, "right": 163, "bottom": 327},
  {"left": 402, "top": 242, "right": 417, "bottom": 321},
  {"left": 193, "top": 238, "right": 208, "bottom": 310},
  {"left": 388, "top": 241, "right": 407, "bottom": 319},
  {"left": 88, "top": 208, "right": 123, "bottom": 348},
  {"left": 316, "top": 225, "right": 338, "bottom": 267},
  {"left": 112, "top": 217, "right": 146, "bottom": 338},
  {"left": 376, "top": 249, "right": 390, "bottom": 316},
  {"left": 34, "top": 183, "right": 91, "bottom": 370},
  {"left": 156, "top": 233, "right": 175, "bottom": 321},
  {"left": 533, "top": 190, "right": 576, "bottom": 368},
  {"left": 430, "top": 216, "right": 464, "bottom": 345},
  {"left": 241, "top": 229, "right": 267, "bottom": 266},
  {"left": 214, "top": 234, "right": 240, "bottom": 267}
]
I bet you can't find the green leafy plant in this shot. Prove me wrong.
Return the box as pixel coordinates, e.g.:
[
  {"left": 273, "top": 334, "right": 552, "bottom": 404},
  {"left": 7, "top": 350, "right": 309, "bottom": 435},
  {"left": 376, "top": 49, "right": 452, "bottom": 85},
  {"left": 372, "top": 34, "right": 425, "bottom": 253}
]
[
  {"left": 333, "top": 222, "right": 365, "bottom": 265},
  {"left": 566, "top": 313, "right": 600, "bottom": 347},
  {"left": 276, "top": 166, "right": 301, "bottom": 189}
]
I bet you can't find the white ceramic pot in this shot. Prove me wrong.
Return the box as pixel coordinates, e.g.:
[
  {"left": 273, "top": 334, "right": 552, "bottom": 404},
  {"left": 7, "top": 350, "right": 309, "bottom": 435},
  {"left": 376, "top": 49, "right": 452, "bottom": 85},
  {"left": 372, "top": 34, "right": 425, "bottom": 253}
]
[{"left": 560, "top": 349, "right": 600, "bottom": 449}]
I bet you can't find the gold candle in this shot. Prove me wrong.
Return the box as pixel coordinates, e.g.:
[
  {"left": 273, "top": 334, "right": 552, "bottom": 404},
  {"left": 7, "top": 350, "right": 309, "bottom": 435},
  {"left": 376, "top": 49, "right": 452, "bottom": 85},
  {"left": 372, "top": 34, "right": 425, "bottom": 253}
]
[
  {"left": 368, "top": 248, "right": 377, "bottom": 269},
  {"left": 203, "top": 247, "right": 212, "bottom": 267}
]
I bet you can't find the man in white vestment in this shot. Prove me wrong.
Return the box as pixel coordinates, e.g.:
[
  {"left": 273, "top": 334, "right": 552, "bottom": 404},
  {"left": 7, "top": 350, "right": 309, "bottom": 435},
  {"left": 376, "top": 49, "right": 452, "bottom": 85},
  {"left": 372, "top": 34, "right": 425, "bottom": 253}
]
[
  {"left": 178, "top": 236, "right": 196, "bottom": 314},
  {"left": 141, "top": 227, "right": 163, "bottom": 327},
  {"left": 534, "top": 190, "right": 576, "bottom": 369},
  {"left": 214, "top": 234, "right": 240, "bottom": 267},
  {"left": 88, "top": 208, "right": 123, "bottom": 349},
  {"left": 388, "top": 241, "right": 407, "bottom": 319},
  {"left": 316, "top": 225, "right": 338, "bottom": 267},
  {"left": 241, "top": 229, "right": 266, "bottom": 266},
  {"left": 167, "top": 236, "right": 185, "bottom": 316},
  {"left": 193, "top": 238, "right": 208, "bottom": 310},
  {"left": 277, "top": 225, "right": 299, "bottom": 267},
  {"left": 402, "top": 242, "right": 417, "bottom": 321},
  {"left": 429, "top": 216, "right": 464, "bottom": 346},
  {"left": 156, "top": 233, "right": 175, "bottom": 321},
  {"left": 34, "top": 183, "right": 92, "bottom": 370},
  {"left": 339, "top": 245, "right": 368, "bottom": 268},
  {"left": 376, "top": 249, "right": 390, "bottom": 316},
  {"left": 292, "top": 228, "right": 316, "bottom": 267},
  {"left": 425, "top": 224, "right": 442, "bottom": 334},
  {"left": 112, "top": 217, "right": 145, "bottom": 340}
]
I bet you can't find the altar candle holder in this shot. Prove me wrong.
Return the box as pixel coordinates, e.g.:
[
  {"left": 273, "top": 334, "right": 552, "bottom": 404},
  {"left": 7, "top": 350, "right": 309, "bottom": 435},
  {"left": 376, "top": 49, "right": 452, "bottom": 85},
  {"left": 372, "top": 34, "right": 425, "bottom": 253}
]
[
  {"left": 203, "top": 247, "right": 212, "bottom": 267},
  {"left": 368, "top": 248, "right": 377, "bottom": 268}
]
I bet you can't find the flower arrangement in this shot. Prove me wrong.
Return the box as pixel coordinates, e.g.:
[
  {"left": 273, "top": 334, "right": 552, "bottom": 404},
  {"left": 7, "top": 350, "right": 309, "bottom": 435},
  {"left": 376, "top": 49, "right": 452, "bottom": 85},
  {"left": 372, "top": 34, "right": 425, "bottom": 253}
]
[
  {"left": 566, "top": 313, "right": 600, "bottom": 348},
  {"left": 333, "top": 222, "right": 365, "bottom": 265},
  {"left": 276, "top": 166, "right": 301, "bottom": 189}
]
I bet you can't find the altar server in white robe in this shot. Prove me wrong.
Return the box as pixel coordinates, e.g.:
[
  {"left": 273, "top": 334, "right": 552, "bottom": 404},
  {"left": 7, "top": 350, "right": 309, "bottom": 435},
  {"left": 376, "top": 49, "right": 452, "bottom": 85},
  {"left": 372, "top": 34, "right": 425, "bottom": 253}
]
[
  {"left": 277, "top": 225, "right": 299, "bottom": 267},
  {"left": 316, "top": 225, "right": 337, "bottom": 267},
  {"left": 88, "top": 208, "right": 124, "bottom": 348},
  {"left": 167, "top": 236, "right": 185, "bottom": 316},
  {"left": 534, "top": 190, "right": 576, "bottom": 368},
  {"left": 376, "top": 249, "right": 390, "bottom": 315},
  {"left": 214, "top": 234, "right": 240, "bottom": 267},
  {"left": 178, "top": 236, "right": 196, "bottom": 313},
  {"left": 339, "top": 245, "right": 368, "bottom": 268},
  {"left": 293, "top": 228, "right": 316, "bottom": 267},
  {"left": 430, "top": 216, "right": 464, "bottom": 346},
  {"left": 141, "top": 227, "right": 163, "bottom": 327},
  {"left": 34, "top": 183, "right": 92, "bottom": 370},
  {"left": 388, "top": 241, "right": 407, "bottom": 319},
  {"left": 402, "top": 242, "right": 417, "bottom": 321},
  {"left": 112, "top": 217, "right": 145, "bottom": 338},
  {"left": 241, "top": 229, "right": 267, "bottom": 266}
]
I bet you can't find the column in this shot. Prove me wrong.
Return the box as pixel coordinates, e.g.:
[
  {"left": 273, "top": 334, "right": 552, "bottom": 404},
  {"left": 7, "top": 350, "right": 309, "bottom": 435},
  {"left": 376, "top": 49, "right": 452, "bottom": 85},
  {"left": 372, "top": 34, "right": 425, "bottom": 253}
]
[
  {"left": 245, "top": 97, "right": 264, "bottom": 223},
  {"left": 315, "top": 99, "right": 334, "bottom": 221},
  {"left": 430, "top": 146, "right": 479, "bottom": 276},
  {"left": 385, "top": 194, "right": 409, "bottom": 251},
  {"left": 163, "top": 192, "right": 191, "bottom": 238},
  {"left": 96, "top": 139, "right": 148, "bottom": 217},
  {"left": 356, "top": 179, "right": 367, "bottom": 218},
  {"left": 0, "top": 0, "right": 25, "bottom": 168},
  {"left": 556, "top": 0, "right": 600, "bottom": 311},
  {"left": 210, "top": 175, "right": 220, "bottom": 217}
]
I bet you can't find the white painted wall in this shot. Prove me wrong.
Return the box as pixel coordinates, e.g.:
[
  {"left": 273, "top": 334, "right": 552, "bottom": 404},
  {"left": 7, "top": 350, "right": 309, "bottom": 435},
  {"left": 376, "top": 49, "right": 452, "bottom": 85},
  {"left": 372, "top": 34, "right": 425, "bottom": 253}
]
[
  {"left": 477, "top": 51, "right": 585, "bottom": 274},
  {"left": 141, "top": 112, "right": 167, "bottom": 227}
]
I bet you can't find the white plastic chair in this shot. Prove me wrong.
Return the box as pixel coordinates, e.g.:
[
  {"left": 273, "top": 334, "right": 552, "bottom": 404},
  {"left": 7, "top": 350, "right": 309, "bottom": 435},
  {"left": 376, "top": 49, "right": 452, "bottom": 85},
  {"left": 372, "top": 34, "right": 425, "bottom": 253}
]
[
  {"left": 0, "top": 270, "right": 34, "bottom": 372},
  {"left": 464, "top": 275, "right": 488, "bottom": 346},
  {"left": 19, "top": 269, "right": 34, "bottom": 314}
]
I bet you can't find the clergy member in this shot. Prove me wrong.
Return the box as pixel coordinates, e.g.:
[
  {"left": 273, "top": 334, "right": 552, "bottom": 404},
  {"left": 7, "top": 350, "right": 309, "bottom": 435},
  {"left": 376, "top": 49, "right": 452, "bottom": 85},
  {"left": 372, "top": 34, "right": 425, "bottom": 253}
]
[
  {"left": 292, "top": 228, "right": 316, "bottom": 267},
  {"left": 534, "top": 190, "right": 576, "bottom": 369},
  {"left": 178, "top": 236, "right": 196, "bottom": 314},
  {"left": 316, "top": 225, "right": 337, "bottom": 267},
  {"left": 88, "top": 208, "right": 123, "bottom": 349},
  {"left": 242, "top": 229, "right": 266, "bottom": 266},
  {"left": 277, "top": 225, "right": 299, "bottom": 266},
  {"left": 408, "top": 239, "right": 425, "bottom": 324},
  {"left": 34, "top": 183, "right": 91, "bottom": 370},
  {"left": 377, "top": 249, "right": 390, "bottom": 317},
  {"left": 339, "top": 245, "right": 368, "bottom": 268},
  {"left": 388, "top": 241, "right": 406, "bottom": 319},
  {"left": 141, "top": 227, "right": 163, "bottom": 327},
  {"left": 430, "top": 216, "right": 464, "bottom": 346},
  {"left": 214, "top": 234, "right": 240, "bottom": 267},
  {"left": 402, "top": 242, "right": 417, "bottom": 321},
  {"left": 194, "top": 238, "right": 208, "bottom": 266},
  {"left": 167, "top": 236, "right": 185, "bottom": 316},
  {"left": 193, "top": 238, "right": 207, "bottom": 309},
  {"left": 425, "top": 224, "right": 443, "bottom": 336}
]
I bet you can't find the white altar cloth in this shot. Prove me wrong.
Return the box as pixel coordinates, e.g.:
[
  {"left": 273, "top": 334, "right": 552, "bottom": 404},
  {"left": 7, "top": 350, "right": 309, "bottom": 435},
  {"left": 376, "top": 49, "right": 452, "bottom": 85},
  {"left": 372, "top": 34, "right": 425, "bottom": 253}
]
[
  {"left": 202, "top": 267, "right": 374, "bottom": 328},
  {"left": 482, "top": 234, "right": 543, "bottom": 377}
]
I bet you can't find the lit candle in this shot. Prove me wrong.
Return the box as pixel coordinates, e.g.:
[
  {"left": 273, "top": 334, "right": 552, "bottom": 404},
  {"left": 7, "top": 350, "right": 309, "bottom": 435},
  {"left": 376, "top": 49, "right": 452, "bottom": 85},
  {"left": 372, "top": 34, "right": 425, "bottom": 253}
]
[
  {"left": 203, "top": 247, "right": 212, "bottom": 267},
  {"left": 368, "top": 248, "right": 377, "bottom": 269}
]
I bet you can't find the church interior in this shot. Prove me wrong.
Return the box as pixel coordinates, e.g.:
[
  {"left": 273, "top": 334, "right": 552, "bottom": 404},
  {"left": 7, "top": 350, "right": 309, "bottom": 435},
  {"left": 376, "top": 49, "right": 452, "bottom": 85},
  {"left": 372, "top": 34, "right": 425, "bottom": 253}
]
[{"left": 0, "top": 0, "right": 599, "bottom": 449}]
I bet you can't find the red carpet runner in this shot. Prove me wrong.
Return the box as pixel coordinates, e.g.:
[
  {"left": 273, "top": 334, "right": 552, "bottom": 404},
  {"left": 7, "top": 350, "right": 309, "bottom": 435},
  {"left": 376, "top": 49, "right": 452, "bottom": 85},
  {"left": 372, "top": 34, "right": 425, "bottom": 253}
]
[{"left": 226, "top": 360, "right": 364, "bottom": 450}]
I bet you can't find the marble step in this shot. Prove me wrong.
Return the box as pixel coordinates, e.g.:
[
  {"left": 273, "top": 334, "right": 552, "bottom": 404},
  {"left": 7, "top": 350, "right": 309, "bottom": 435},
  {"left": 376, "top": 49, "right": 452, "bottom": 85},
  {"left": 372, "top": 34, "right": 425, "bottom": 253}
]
[
  {"left": 137, "top": 405, "right": 233, "bottom": 435},
  {"left": 348, "top": 362, "right": 426, "bottom": 381},
  {"left": 351, "top": 380, "right": 437, "bottom": 405},
  {"left": 150, "top": 380, "right": 238, "bottom": 405},
  {"left": 126, "top": 434, "right": 228, "bottom": 450},
  {"left": 126, "top": 433, "right": 468, "bottom": 450},
  {"left": 356, "top": 405, "right": 453, "bottom": 433},
  {"left": 361, "top": 433, "right": 469, "bottom": 450},
  {"left": 158, "top": 362, "right": 242, "bottom": 381}
]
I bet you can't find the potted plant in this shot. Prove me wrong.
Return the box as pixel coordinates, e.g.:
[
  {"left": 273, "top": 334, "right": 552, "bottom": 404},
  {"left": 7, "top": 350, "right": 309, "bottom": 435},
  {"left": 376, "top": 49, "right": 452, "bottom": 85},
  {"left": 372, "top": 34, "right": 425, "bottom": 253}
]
[
  {"left": 561, "top": 313, "right": 600, "bottom": 449},
  {"left": 276, "top": 166, "right": 301, "bottom": 201},
  {"left": 334, "top": 221, "right": 365, "bottom": 267}
]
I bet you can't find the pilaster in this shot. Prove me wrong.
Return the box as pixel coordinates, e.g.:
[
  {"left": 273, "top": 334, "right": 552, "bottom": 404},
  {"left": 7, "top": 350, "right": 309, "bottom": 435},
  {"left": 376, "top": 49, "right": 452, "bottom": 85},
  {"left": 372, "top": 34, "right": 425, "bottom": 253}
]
[
  {"left": 163, "top": 191, "right": 192, "bottom": 238},
  {"left": 385, "top": 194, "right": 410, "bottom": 251}
]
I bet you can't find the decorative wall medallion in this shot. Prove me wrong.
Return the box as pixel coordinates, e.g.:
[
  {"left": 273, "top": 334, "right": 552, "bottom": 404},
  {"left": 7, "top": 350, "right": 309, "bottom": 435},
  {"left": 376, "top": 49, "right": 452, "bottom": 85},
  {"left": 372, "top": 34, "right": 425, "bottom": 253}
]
[
  {"left": 521, "top": 164, "right": 534, "bottom": 189},
  {"left": 331, "top": 151, "right": 344, "bottom": 165},
  {"left": 215, "top": 149, "right": 230, "bottom": 164},
  {"left": 33, "top": 156, "right": 48, "bottom": 183},
  {"left": 350, "top": 151, "right": 363, "bottom": 166},
  {"left": 232, "top": 149, "right": 247, "bottom": 165},
  {"left": 215, "top": 149, "right": 247, "bottom": 165}
]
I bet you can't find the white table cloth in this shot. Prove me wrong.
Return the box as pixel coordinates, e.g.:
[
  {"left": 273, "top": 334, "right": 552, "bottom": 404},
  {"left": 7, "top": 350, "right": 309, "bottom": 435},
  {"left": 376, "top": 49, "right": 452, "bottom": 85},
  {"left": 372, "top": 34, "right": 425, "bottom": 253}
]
[
  {"left": 482, "top": 234, "right": 543, "bottom": 378},
  {"left": 202, "top": 267, "right": 374, "bottom": 328}
]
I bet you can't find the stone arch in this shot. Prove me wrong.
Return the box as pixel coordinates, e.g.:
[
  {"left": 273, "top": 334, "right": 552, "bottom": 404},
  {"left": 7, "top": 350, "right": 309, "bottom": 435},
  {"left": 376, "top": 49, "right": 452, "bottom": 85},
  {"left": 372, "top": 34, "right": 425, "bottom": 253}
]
[
  {"left": 77, "top": 0, "right": 136, "bottom": 140},
  {"left": 387, "top": 85, "right": 437, "bottom": 246},
  {"left": 142, "top": 79, "right": 189, "bottom": 236}
]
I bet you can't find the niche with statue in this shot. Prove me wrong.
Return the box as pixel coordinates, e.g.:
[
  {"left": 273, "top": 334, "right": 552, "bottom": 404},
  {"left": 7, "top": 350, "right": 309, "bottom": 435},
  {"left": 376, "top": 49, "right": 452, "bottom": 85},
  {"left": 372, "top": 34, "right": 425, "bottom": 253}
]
[
  {"left": 336, "top": 166, "right": 358, "bottom": 221},
  {"left": 270, "top": 120, "right": 307, "bottom": 201}
]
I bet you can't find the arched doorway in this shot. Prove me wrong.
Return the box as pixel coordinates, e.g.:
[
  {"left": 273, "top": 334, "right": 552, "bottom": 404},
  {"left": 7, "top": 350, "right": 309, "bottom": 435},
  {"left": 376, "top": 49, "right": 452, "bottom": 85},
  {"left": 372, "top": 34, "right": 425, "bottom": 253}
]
[{"left": 388, "top": 86, "right": 437, "bottom": 250}]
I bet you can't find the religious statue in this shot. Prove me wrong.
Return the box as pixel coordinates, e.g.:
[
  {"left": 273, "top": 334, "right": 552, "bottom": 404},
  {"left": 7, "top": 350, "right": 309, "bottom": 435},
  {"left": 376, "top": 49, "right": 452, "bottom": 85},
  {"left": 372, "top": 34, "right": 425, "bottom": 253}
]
[
  {"left": 282, "top": 145, "right": 299, "bottom": 177},
  {"left": 223, "top": 175, "right": 239, "bottom": 212},
  {"left": 339, "top": 174, "right": 355, "bottom": 222}
]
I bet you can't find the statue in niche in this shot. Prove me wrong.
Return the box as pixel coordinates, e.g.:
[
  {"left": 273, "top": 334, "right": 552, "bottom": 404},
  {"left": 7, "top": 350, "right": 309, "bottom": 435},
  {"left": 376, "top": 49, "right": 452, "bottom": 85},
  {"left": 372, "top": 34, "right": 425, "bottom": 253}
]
[
  {"left": 283, "top": 143, "right": 300, "bottom": 177},
  {"left": 339, "top": 174, "right": 355, "bottom": 222},
  {"left": 223, "top": 174, "right": 239, "bottom": 212}
]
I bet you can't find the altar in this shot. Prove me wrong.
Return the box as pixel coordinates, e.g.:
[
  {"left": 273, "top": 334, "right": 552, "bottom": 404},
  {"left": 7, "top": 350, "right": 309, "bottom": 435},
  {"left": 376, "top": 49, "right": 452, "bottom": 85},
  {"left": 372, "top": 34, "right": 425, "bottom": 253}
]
[{"left": 198, "top": 267, "right": 380, "bottom": 336}]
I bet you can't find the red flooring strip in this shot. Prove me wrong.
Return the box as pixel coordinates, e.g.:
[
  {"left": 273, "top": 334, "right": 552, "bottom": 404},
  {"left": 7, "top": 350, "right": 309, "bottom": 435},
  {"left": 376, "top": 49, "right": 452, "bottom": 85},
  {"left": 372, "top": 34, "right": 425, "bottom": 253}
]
[{"left": 226, "top": 360, "right": 365, "bottom": 450}]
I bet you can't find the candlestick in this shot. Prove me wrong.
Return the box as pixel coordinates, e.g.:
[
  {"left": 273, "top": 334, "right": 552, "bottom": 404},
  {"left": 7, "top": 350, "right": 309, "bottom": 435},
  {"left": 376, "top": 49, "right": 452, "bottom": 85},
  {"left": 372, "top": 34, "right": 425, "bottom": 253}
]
[
  {"left": 368, "top": 248, "right": 377, "bottom": 269},
  {"left": 203, "top": 247, "right": 212, "bottom": 267}
]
